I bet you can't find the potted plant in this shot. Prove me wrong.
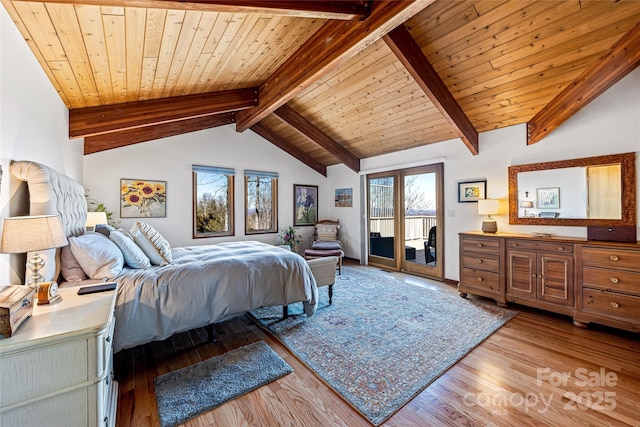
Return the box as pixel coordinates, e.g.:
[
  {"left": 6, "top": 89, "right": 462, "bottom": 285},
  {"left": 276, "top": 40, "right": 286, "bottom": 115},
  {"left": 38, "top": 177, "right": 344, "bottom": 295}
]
[{"left": 279, "top": 226, "right": 302, "bottom": 253}]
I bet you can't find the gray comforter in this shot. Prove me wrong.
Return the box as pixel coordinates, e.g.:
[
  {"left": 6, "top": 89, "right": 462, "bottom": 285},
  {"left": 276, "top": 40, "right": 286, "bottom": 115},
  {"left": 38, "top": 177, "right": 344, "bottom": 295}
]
[{"left": 112, "top": 241, "right": 317, "bottom": 352}]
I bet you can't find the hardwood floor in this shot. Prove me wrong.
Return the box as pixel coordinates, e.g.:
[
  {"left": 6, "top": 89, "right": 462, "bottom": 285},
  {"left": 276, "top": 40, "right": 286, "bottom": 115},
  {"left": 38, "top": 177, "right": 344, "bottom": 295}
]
[{"left": 114, "top": 264, "right": 640, "bottom": 426}]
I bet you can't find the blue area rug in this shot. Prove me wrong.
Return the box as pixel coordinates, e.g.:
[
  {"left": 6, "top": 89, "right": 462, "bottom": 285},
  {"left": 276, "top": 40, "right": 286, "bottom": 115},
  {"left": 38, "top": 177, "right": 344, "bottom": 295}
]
[
  {"left": 250, "top": 266, "right": 517, "bottom": 425},
  {"left": 154, "top": 340, "right": 292, "bottom": 427}
]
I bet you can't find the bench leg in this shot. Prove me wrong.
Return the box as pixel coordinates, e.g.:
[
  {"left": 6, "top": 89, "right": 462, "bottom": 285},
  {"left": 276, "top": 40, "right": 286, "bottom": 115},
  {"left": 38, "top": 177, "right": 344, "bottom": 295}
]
[
  {"left": 328, "top": 284, "right": 333, "bottom": 305},
  {"left": 283, "top": 305, "right": 289, "bottom": 319}
]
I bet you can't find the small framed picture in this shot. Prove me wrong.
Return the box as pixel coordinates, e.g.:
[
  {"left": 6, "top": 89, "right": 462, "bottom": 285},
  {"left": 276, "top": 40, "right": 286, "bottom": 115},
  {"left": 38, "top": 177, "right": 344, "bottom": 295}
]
[
  {"left": 294, "top": 184, "right": 318, "bottom": 226},
  {"left": 121, "top": 178, "right": 167, "bottom": 218},
  {"left": 536, "top": 187, "right": 560, "bottom": 209},
  {"left": 458, "top": 180, "right": 486, "bottom": 203},
  {"left": 335, "top": 188, "right": 353, "bottom": 207}
]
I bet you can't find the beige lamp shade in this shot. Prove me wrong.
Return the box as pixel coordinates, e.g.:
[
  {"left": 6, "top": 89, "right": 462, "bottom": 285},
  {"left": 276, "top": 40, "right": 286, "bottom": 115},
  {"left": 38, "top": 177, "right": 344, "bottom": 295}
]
[
  {"left": 0, "top": 215, "right": 68, "bottom": 254},
  {"left": 86, "top": 211, "right": 108, "bottom": 229},
  {"left": 478, "top": 199, "right": 499, "bottom": 233},
  {"left": 520, "top": 201, "right": 534, "bottom": 209}
]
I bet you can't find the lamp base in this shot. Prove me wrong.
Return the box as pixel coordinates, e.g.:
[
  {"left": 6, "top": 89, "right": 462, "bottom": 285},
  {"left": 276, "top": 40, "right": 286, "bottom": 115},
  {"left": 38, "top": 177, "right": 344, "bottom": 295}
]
[{"left": 482, "top": 219, "right": 498, "bottom": 233}]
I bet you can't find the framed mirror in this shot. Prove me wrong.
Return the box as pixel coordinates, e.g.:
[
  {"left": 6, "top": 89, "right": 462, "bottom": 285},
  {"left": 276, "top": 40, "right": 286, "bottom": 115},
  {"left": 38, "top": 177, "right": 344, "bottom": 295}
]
[{"left": 508, "top": 152, "right": 636, "bottom": 227}]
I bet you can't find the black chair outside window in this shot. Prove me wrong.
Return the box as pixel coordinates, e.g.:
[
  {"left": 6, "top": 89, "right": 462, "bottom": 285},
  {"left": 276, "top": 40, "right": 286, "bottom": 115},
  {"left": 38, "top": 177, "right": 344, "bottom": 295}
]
[{"left": 424, "top": 226, "right": 436, "bottom": 264}]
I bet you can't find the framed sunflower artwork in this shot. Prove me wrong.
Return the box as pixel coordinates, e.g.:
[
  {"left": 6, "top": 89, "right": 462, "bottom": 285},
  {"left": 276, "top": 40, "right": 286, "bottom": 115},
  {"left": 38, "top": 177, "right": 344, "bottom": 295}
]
[{"left": 120, "top": 178, "right": 167, "bottom": 218}]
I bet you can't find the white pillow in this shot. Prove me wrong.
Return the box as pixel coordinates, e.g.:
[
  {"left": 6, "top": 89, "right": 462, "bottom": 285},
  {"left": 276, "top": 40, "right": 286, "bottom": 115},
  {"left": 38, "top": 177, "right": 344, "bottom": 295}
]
[
  {"left": 129, "top": 222, "right": 172, "bottom": 266},
  {"left": 109, "top": 229, "right": 151, "bottom": 269},
  {"left": 69, "top": 232, "right": 124, "bottom": 279},
  {"left": 60, "top": 245, "right": 88, "bottom": 282}
]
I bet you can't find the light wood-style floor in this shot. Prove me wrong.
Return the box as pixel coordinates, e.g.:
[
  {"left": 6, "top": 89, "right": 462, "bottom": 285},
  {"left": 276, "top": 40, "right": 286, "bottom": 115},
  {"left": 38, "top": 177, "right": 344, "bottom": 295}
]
[{"left": 114, "top": 263, "right": 640, "bottom": 426}]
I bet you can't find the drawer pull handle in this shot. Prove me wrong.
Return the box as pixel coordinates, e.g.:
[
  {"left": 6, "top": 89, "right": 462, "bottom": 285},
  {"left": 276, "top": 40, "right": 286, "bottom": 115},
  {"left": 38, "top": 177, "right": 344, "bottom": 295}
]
[
  {"left": 477, "top": 259, "right": 483, "bottom": 264},
  {"left": 477, "top": 277, "right": 483, "bottom": 282},
  {"left": 477, "top": 243, "right": 483, "bottom": 248},
  {"left": 610, "top": 301, "right": 620, "bottom": 309},
  {"left": 609, "top": 255, "right": 619, "bottom": 261},
  {"left": 609, "top": 277, "right": 619, "bottom": 284},
  {"left": 558, "top": 247, "right": 564, "bottom": 251}
]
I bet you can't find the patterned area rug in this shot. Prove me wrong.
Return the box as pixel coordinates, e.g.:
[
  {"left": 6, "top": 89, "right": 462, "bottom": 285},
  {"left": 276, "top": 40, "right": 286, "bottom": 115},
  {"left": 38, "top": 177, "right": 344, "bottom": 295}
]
[
  {"left": 154, "top": 340, "right": 292, "bottom": 427},
  {"left": 250, "top": 266, "right": 517, "bottom": 425}
]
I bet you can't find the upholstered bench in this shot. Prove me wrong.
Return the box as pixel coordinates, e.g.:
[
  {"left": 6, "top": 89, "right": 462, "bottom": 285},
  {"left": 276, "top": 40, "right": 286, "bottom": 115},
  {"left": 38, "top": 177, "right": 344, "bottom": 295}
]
[
  {"left": 304, "top": 248, "right": 344, "bottom": 274},
  {"left": 283, "top": 256, "right": 339, "bottom": 318}
]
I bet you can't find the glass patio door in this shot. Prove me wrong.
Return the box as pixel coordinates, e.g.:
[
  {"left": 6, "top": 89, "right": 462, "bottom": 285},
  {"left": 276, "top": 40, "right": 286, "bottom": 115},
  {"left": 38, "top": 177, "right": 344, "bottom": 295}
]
[{"left": 367, "top": 164, "right": 443, "bottom": 280}]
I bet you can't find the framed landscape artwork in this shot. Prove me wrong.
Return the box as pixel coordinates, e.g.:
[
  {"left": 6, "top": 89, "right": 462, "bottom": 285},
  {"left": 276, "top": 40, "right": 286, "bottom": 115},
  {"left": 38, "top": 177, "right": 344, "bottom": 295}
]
[
  {"left": 121, "top": 178, "right": 167, "bottom": 218},
  {"left": 458, "top": 180, "right": 486, "bottom": 202},
  {"left": 536, "top": 187, "right": 560, "bottom": 209},
  {"left": 335, "top": 188, "right": 353, "bottom": 207},
  {"left": 294, "top": 184, "right": 318, "bottom": 226}
]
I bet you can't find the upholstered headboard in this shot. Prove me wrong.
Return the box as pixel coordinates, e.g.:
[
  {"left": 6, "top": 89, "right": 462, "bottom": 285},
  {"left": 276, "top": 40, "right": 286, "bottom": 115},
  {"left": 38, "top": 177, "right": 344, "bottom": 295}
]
[{"left": 10, "top": 160, "right": 87, "bottom": 281}]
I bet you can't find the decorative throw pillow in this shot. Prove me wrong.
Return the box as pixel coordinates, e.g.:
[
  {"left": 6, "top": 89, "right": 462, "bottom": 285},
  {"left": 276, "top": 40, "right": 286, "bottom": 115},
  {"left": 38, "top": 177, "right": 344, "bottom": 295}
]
[
  {"left": 68, "top": 231, "right": 124, "bottom": 279},
  {"left": 129, "top": 221, "right": 172, "bottom": 266},
  {"left": 311, "top": 241, "right": 342, "bottom": 251},
  {"left": 109, "top": 229, "right": 151, "bottom": 269},
  {"left": 60, "top": 245, "right": 88, "bottom": 282},
  {"left": 94, "top": 223, "right": 115, "bottom": 237}
]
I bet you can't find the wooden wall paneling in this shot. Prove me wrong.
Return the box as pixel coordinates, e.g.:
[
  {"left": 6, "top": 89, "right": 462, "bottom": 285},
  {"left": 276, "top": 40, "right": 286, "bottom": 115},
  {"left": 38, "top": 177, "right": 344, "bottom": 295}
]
[
  {"left": 148, "top": 9, "right": 185, "bottom": 99},
  {"left": 124, "top": 7, "right": 146, "bottom": 102},
  {"left": 1, "top": 1, "right": 70, "bottom": 105},
  {"left": 235, "top": 0, "right": 432, "bottom": 132},
  {"left": 102, "top": 6, "right": 128, "bottom": 103},
  {"left": 47, "top": 3, "right": 100, "bottom": 106},
  {"left": 69, "top": 87, "right": 258, "bottom": 137},
  {"left": 84, "top": 112, "right": 236, "bottom": 154},
  {"left": 407, "top": 0, "right": 481, "bottom": 45},
  {"left": 384, "top": 24, "right": 478, "bottom": 154},
  {"left": 138, "top": 8, "right": 167, "bottom": 100},
  {"left": 250, "top": 122, "right": 327, "bottom": 176},
  {"left": 528, "top": 21, "right": 640, "bottom": 145}
]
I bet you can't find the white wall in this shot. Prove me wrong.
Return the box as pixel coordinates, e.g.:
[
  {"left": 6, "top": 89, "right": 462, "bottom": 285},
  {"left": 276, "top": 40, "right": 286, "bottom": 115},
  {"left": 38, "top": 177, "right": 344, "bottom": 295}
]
[
  {"left": 326, "top": 68, "right": 640, "bottom": 281},
  {"left": 82, "top": 125, "right": 326, "bottom": 248},
  {"left": 0, "top": 7, "right": 83, "bottom": 284}
]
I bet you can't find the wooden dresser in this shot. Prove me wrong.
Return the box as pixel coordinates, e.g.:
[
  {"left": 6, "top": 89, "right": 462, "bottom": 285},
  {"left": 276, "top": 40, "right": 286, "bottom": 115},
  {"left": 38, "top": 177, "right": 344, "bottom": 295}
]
[
  {"left": 0, "top": 285, "right": 118, "bottom": 426},
  {"left": 459, "top": 231, "right": 640, "bottom": 332}
]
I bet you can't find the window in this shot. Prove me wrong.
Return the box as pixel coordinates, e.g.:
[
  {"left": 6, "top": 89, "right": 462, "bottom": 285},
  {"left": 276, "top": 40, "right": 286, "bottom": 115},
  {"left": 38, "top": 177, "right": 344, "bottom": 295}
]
[
  {"left": 245, "top": 170, "right": 278, "bottom": 234},
  {"left": 192, "top": 165, "right": 234, "bottom": 238}
]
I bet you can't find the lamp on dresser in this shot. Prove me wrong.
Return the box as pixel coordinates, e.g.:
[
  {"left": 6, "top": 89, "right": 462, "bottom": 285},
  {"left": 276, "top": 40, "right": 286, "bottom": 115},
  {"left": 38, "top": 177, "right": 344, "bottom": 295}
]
[
  {"left": 85, "top": 211, "right": 108, "bottom": 231},
  {"left": 0, "top": 215, "right": 68, "bottom": 289},
  {"left": 520, "top": 200, "right": 534, "bottom": 217},
  {"left": 478, "top": 199, "right": 500, "bottom": 233}
]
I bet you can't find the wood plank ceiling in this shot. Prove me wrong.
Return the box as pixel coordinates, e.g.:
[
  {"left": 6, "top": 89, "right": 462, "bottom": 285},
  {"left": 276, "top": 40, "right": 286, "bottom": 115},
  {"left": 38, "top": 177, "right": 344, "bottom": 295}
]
[{"left": 3, "top": 0, "right": 640, "bottom": 176}]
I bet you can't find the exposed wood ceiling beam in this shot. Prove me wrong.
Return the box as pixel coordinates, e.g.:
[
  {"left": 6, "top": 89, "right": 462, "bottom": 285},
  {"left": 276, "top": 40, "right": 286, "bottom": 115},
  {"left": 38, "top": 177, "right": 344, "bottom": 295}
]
[
  {"left": 527, "top": 21, "right": 640, "bottom": 145},
  {"left": 274, "top": 104, "right": 360, "bottom": 173},
  {"left": 251, "top": 122, "right": 327, "bottom": 177},
  {"left": 83, "top": 113, "right": 235, "bottom": 155},
  {"left": 69, "top": 88, "right": 258, "bottom": 138},
  {"left": 235, "top": 0, "right": 432, "bottom": 132},
  {"left": 384, "top": 25, "right": 479, "bottom": 155},
  {"left": 7, "top": 0, "right": 366, "bottom": 19}
]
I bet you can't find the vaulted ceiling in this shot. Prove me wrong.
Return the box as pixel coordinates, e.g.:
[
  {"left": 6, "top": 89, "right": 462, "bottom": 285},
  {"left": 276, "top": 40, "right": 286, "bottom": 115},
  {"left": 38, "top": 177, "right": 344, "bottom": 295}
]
[{"left": 3, "top": 0, "right": 640, "bottom": 176}]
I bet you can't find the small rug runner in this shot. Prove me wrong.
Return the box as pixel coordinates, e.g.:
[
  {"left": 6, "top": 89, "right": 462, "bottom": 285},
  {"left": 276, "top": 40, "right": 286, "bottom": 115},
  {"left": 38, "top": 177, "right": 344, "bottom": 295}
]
[
  {"left": 250, "top": 266, "right": 517, "bottom": 425},
  {"left": 154, "top": 340, "right": 292, "bottom": 427}
]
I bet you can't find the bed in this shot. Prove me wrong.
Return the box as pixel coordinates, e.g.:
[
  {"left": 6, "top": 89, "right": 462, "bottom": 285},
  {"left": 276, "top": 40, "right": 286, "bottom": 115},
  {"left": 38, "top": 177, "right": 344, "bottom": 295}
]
[{"left": 9, "top": 160, "right": 318, "bottom": 352}]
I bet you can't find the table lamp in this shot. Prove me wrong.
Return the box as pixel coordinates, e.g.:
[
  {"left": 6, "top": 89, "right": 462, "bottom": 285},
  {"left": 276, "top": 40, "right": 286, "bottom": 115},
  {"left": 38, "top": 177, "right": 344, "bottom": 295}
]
[
  {"left": 478, "top": 199, "right": 500, "bottom": 233},
  {"left": 520, "top": 200, "right": 534, "bottom": 217},
  {"left": 0, "top": 215, "right": 68, "bottom": 288},
  {"left": 86, "top": 211, "right": 108, "bottom": 231}
]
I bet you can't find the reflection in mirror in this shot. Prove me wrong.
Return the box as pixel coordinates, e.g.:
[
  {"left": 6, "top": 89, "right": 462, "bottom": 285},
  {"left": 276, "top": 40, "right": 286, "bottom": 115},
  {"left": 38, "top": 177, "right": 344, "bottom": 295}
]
[
  {"left": 508, "top": 152, "right": 636, "bottom": 227},
  {"left": 516, "top": 164, "right": 622, "bottom": 220}
]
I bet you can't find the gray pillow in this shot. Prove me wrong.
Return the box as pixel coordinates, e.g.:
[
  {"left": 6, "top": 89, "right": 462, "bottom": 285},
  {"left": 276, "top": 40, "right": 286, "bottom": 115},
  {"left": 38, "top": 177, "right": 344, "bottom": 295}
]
[
  {"left": 69, "top": 231, "right": 124, "bottom": 279},
  {"left": 109, "top": 229, "right": 151, "bottom": 269},
  {"left": 94, "top": 223, "right": 115, "bottom": 237},
  {"left": 311, "top": 241, "right": 342, "bottom": 251},
  {"left": 60, "top": 245, "right": 88, "bottom": 282}
]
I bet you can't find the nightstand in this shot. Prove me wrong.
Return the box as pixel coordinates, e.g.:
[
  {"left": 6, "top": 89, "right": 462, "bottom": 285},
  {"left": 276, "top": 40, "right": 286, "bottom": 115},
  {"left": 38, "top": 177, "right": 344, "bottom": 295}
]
[{"left": 0, "top": 285, "right": 118, "bottom": 427}]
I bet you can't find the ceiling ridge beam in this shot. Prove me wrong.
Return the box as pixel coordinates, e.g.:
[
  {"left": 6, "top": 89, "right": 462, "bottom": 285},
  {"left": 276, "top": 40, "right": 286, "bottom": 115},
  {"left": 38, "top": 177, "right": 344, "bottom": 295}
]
[
  {"left": 527, "top": 21, "right": 640, "bottom": 145},
  {"left": 84, "top": 113, "right": 236, "bottom": 154},
  {"left": 7, "top": 0, "right": 368, "bottom": 20},
  {"left": 384, "top": 24, "right": 479, "bottom": 155},
  {"left": 250, "top": 122, "right": 327, "bottom": 177},
  {"left": 235, "top": 0, "right": 432, "bottom": 132},
  {"left": 274, "top": 104, "right": 360, "bottom": 173},
  {"left": 69, "top": 88, "right": 258, "bottom": 138}
]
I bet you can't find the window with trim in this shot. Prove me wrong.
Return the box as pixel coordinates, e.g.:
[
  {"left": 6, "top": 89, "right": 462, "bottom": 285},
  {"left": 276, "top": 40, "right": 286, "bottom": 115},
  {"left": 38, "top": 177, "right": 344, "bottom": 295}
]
[
  {"left": 245, "top": 170, "right": 278, "bottom": 234},
  {"left": 193, "top": 165, "right": 234, "bottom": 238}
]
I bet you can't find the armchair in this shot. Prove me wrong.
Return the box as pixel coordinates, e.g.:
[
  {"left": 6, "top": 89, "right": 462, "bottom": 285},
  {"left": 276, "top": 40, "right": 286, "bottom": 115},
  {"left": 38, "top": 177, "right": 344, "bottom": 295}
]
[{"left": 303, "top": 219, "right": 344, "bottom": 274}]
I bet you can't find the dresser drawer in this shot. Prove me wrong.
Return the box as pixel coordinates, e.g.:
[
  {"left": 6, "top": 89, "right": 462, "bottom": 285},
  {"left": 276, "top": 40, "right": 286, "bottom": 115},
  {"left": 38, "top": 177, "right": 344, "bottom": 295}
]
[
  {"left": 507, "top": 239, "right": 573, "bottom": 254},
  {"left": 462, "top": 253, "right": 500, "bottom": 272},
  {"left": 461, "top": 237, "right": 500, "bottom": 254},
  {"left": 582, "top": 288, "right": 640, "bottom": 320},
  {"left": 582, "top": 247, "right": 640, "bottom": 271},
  {"left": 582, "top": 267, "right": 640, "bottom": 294},
  {"left": 461, "top": 268, "right": 501, "bottom": 293}
]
